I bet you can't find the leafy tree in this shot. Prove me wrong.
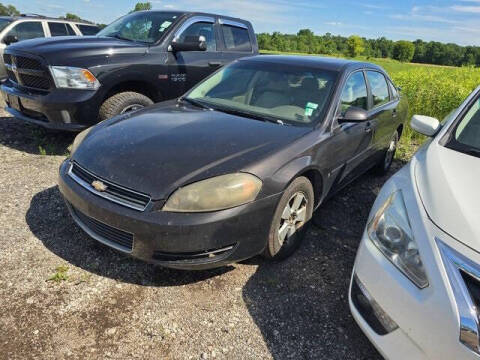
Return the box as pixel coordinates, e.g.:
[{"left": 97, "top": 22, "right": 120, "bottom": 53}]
[
  {"left": 65, "top": 13, "right": 82, "bottom": 21},
  {"left": 346, "top": 35, "right": 364, "bottom": 57},
  {"left": 0, "top": 3, "right": 19, "bottom": 16},
  {"left": 132, "top": 2, "right": 152, "bottom": 12},
  {"left": 393, "top": 40, "right": 415, "bottom": 62}
]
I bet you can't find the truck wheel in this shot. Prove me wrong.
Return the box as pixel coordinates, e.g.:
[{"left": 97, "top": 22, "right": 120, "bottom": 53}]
[
  {"left": 99, "top": 91, "right": 154, "bottom": 121},
  {"left": 263, "top": 176, "right": 314, "bottom": 260}
]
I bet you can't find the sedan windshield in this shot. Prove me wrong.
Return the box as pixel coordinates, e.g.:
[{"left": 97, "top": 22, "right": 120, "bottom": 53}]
[
  {"left": 97, "top": 12, "right": 181, "bottom": 44},
  {"left": 447, "top": 98, "right": 480, "bottom": 157},
  {"left": 186, "top": 61, "right": 338, "bottom": 126}
]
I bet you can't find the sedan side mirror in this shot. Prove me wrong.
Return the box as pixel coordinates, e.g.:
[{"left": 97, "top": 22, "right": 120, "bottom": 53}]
[
  {"left": 3, "top": 34, "right": 18, "bottom": 45},
  {"left": 338, "top": 106, "right": 369, "bottom": 123},
  {"left": 411, "top": 115, "right": 441, "bottom": 137},
  {"left": 171, "top": 35, "right": 207, "bottom": 52}
]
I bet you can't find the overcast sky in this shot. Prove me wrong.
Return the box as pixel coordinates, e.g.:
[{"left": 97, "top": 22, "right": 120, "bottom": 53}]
[{"left": 10, "top": 0, "right": 480, "bottom": 45}]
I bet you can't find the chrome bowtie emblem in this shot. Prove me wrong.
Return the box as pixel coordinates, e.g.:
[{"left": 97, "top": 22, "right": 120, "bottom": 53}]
[
  {"left": 11, "top": 64, "right": 17, "bottom": 72},
  {"left": 91, "top": 180, "right": 108, "bottom": 192}
]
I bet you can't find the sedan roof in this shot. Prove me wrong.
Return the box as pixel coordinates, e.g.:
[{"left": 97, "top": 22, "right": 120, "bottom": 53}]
[{"left": 242, "top": 55, "right": 383, "bottom": 73}]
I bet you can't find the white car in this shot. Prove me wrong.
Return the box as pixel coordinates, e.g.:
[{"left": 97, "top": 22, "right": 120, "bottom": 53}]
[{"left": 349, "top": 86, "right": 480, "bottom": 359}]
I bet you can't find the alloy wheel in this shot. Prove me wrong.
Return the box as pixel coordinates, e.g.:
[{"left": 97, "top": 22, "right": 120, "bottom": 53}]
[
  {"left": 384, "top": 136, "right": 397, "bottom": 170},
  {"left": 278, "top": 192, "right": 308, "bottom": 246}
]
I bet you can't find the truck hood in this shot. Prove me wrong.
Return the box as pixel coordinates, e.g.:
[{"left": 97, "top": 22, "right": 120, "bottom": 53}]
[
  {"left": 72, "top": 101, "right": 310, "bottom": 200},
  {"left": 7, "top": 36, "right": 147, "bottom": 65},
  {"left": 415, "top": 143, "right": 480, "bottom": 251}
]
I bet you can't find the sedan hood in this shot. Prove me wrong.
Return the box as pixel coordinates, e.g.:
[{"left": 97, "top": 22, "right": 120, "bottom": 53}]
[
  {"left": 73, "top": 102, "right": 310, "bottom": 200},
  {"left": 415, "top": 143, "right": 480, "bottom": 250},
  {"left": 7, "top": 36, "right": 147, "bottom": 65}
]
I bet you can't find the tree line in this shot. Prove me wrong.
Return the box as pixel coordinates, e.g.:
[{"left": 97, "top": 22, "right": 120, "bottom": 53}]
[{"left": 257, "top": 30, "right": 480, "bottom": 67}]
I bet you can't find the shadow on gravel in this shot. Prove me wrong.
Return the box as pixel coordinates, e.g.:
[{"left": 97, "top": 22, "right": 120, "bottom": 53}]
[
  {"left": 26, "top": 185, "right": 232, "bottom": 286},
  {"left": 0, "top": 116, "right": 75, "bottom": 155},
  {"left": 242, "top": 161, "right": 406, "bottom": 360}
]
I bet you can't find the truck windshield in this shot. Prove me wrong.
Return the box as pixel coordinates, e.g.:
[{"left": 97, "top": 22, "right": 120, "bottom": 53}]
[
  {"left": 186, "top": 61, "right": 338, "bottom": 126},
  {"left": 97, "top": 12, "right": 182, "bottom": 44},
  {"left": 0, "top": 18, "right": 12, "bottom": 32}
]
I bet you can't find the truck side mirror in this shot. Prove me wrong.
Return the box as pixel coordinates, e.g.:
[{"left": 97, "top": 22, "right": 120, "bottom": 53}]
[
  {"left": 4, "top": 34, "right": 18, "bottom": 45},
  {"left": 171, "top": 35, "right": 207, "bottom": 52},
  {"left": 338, "top": 106, "right": 369, "bottom": 123}
]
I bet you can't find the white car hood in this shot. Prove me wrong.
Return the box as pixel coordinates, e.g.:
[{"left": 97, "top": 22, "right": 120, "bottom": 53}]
[{"left": 415, "top": 142, "right": 480, "bottom": 251}]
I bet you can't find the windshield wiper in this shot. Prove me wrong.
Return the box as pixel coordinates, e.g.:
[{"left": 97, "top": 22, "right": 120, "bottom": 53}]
[
  {"left": 106, "top": 33, "right": 135, "bottom": 42},
  {"left": 212, "top": 106, "right": 286, "bottom": 125},
  {"left": 180, "top": 97, "right": 213, "bottom": 110}
]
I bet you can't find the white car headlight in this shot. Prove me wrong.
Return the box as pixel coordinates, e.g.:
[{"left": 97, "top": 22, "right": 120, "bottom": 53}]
[
  {"left": 50, "top": 66, "right": 100, "bottom": 89},
  {"left": 367, "top": 190, "right": 429, "bottom": 288},
  {"left": 163, "top": 173, "right": 262, "bottom": 212},
  {"left": 70, "top": 127, "right": 93, "bottom": 155}
]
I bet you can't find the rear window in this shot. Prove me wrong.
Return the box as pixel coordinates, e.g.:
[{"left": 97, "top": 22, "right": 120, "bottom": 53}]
[
  {"left": 49, "top": 22, "right": 70, "bottom": 36},
  {"left": 78, "top": 24, "right": 100, "bottom": 35},
  {"left": 222, "top": 25, "right": 251, "bottom": 52}
]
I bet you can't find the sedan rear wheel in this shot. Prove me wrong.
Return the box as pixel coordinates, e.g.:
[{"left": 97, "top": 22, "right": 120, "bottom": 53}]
[
  {"left": 374, "top": 130, "right": 399, "bottom": 176},
  {"left": 263, "top": 176, "right": 314, "bottom": 260}
]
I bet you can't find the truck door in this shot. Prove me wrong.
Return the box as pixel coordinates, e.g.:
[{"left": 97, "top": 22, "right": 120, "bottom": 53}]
[
  {"left": 167, "top": 16, "right": 222, "bottom": 96},
  {"left": 219, "top": 20, "right": 256, "bottom": 64}
]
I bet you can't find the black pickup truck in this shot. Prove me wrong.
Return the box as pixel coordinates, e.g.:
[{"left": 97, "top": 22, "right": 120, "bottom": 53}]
[{"left": 0, "top": 11, "right": 258, "bottom": 131}]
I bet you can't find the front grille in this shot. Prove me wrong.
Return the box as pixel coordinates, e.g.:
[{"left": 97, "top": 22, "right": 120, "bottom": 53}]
[
  {"left": 3, "top": 52, "right": 52, "bottom": 91},
  {"left": 16, "top": 56, "right": 42, "bottom": 70},
  {"left": 71, "top": 205, "right": 133, "bottom": 251},
  {"left": 19, "top": 73, "right": 50, "bottom": 90},
  {"left": 69, "top": 162, "right": 151, "bottom": 211},
  {"left": 153, "top": 244, "right": 236, "bottom": 263}
]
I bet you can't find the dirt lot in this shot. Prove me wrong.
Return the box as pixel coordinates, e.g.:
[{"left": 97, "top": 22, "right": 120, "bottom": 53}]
[{"left": 0, "top": 112, "right": 408, "bottom": 359}]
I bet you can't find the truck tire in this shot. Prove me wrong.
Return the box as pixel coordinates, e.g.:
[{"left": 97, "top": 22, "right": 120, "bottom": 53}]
[{"left": 99, "top": 91, "right": 154, "bottom": 121}]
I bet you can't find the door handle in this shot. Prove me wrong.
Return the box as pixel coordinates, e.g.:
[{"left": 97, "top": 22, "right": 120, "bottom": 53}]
[{"left": 208, "top": 61, "right": 222, "bottom": 67}]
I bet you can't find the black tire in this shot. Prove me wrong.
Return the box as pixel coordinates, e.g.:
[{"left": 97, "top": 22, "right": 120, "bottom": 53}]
[
  {"left": 263, "top": 176, "right": 314, "bottom": 260},
  {"left": 99, "top": 91, "right": 154, "bottom": 121},
  {"left": 373, "top": 130, "right": 399, "bottom": 176}
]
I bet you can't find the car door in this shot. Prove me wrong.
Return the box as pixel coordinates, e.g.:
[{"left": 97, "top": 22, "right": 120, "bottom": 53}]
[
  {"left": 218, "top": 20, "right": 255, "bottom": 64},
  {"left": 365, "top": 70, "right": 397, "bottom": 164},
  {"left": 167, "top": 16, "right": 222, "bottom": 96},
  {"left": 4, "top": 20, "right": 46, "bottom": 42},
  {"left": 325, "top": 70, "right": 374, "bottom": 191}
]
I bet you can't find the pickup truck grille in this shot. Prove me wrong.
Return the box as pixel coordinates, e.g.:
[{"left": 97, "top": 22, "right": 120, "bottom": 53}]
[{"left": 3, "top": 53, "right": 51, "bottom": 91}]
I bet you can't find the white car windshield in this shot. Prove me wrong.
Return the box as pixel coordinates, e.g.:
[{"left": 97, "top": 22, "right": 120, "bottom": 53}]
[
  {"left": 448, "top": 97, "right": 480, "bottom": 156},
  {"left": 186, "top": 61, "right": 338, "bottom": 126}
]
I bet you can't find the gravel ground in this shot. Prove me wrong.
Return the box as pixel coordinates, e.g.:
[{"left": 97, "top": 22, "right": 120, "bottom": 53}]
[{"left": 0, "top": 111, "right": 408, "bottom": 360}]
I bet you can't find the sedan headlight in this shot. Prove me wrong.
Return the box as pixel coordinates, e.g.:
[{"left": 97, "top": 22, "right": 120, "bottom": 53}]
[
  {"left": 50, "top": 66, "right": 100, "bottom": 89},
  {"left": 367, "top": 190, "right": 429, "bottom": 288},
  {"left": 70, "top": 127, "right": 92, "bottom": 155},
  {"left": 163, "top": 173, "right": 262, "bottom": 212}
]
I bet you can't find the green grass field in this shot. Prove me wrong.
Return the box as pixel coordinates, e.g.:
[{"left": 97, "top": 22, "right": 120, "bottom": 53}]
[{"left": 262, "top": 50, "right": 480, "bottom": 156}]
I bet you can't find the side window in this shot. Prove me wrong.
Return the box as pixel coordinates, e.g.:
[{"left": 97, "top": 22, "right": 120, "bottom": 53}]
[
  {"left": 66, "top": 24, "right": 77, "bottom": 36},
  {"left": 78, "top": 24, "right": 100, "bottom": 35},
  {"left": 366, "top": 71, "right": 390, "bottom": 107},
  {"left": 222, "top": 25, "right": 252, "bottom": 52},
  {"left": 178, "top": 22, "right": 216, "bottom": 51},
  {"left": 339, "top": 71, "right": 368, "bottom": 113},
  {"left": 388, "top": 80, "right": 399, "bottom": 100},
  {"left": 48, "top": 22, "right": 69, "bottom": 36},
  {"left": 6, "top": 21, "right": 44, "bottom": 42}
]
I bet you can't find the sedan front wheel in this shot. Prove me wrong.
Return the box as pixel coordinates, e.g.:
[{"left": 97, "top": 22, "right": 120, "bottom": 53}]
[{"left": 263, "top": 176, "right": 314, "bottom": 260}]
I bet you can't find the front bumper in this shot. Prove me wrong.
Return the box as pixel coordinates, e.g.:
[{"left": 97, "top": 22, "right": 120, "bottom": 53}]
[
  {"left": 1, "top": 82, "right": 101, "bottom": 131},
  {"left": 58, "top": 160, "right": 281, "bottom": 270}
]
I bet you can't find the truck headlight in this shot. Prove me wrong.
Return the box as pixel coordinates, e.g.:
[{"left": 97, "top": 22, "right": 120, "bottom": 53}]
[
  {"left": 50, "top": 66, "right": 100, "bottom": 90},
  {"left": 367, "top": 191, "right": 429, "bottom": 288},
  {"left": 70, "top": 127, "right": 92, "bottom": 155},
  {"left": 163, "top": 173, "right": 262, "bottom": 212}
]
